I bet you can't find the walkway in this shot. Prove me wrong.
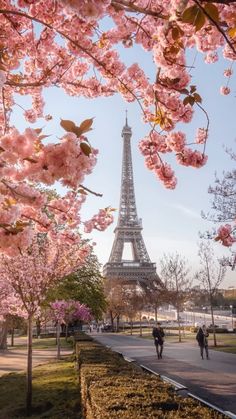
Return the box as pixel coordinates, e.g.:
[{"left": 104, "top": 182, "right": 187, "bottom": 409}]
[{"left": 92, "top": 333, "right": 236, "bottom": 415}]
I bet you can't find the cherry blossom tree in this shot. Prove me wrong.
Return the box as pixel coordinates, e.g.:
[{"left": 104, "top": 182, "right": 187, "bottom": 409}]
[
  {"left": 0, "top": 278, "right": 26, "bottom": 349},
  {"left": 0, "top": 117, "right": 114, "bottom": 255},
  {"left": 0, "top": 235, "right": 91, "bottom": 415},
  {"left": 50, "top": 299, "right": 91, "bottom": 359},
  {"left": 0, "top": 0, "right": 235, "bottom": 255}
]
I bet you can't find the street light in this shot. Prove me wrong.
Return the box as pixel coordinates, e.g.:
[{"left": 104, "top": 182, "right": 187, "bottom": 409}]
[{"left": 230, "top": 305, "right": 234, "bottom": 330}]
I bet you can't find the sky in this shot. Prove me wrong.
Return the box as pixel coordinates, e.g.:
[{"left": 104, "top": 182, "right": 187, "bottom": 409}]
[{"left": 11, "top": 35, "right": 236, "bottom": 288}]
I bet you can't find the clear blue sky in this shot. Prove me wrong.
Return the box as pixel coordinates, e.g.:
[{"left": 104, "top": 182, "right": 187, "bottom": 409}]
[{"left": 12, "top": 44, "right": 235, "bottom": 288}]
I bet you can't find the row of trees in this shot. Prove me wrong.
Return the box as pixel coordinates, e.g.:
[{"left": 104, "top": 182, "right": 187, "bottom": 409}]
[
  {"left": 0, "top": 238, "right": 107, "bottom": 415},
  {"left": 0, "top": 236, "right": 231, "bottom": 414},
  {"left": 105, "top": 240, "right": 226, "bottom": 347},
  {"left": 0, "top": 0, "right": 235, "bottom": 258}
]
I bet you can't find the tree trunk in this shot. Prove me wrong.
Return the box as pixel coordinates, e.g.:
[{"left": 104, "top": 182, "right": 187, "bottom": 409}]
[
  {"left": 110, "top": 311, "right": 114, "bottom": 332},
  {"left": 116, "top": 315, "right": 120, "bottom": 332},
  {"left": 36, "top": 318, "right": 41, "bottom": 338},
  {"left": 26, "top": 315, "right": 33, "bottom": 416},
  {"left": 210, "top": 303, "right": 217, "bottom": 347},
  {"left": 139, "top": 313, "right": 142, "bottom": 337},
  {"left": 130, "top": 320, "right": 133, "bottom": 335},
  {"left": 0, "top": 319, "right": 8, "bottom": 350},
  {"left": 154, "top": 306, "right": 158, "bottom": 326},
  {"left": 56, "top": 322, "right": 61, "bottom": 360},
  {"left": 177, "top": 308, "right": 181, "bottom": 342},
  {"left": 11, "top": 328, "right": 14, "bottom": 347},
  {"left": 65, "top": 324, "right": 68, "bottom": 342}
]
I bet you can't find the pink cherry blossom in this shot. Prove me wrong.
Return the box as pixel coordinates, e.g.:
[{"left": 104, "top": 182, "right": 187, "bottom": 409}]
[
  {"left": 224, "top": 68, "right": 233, "bottom": 77},
  {"left": 50, "top": 300, "right": 91, "bottom": 324},
  {"left": 84, "top": 208, "right": 114, "bottom": 233},
  {"left": 0, "top": 70, "right": 6, "bottom": 88},
  {"left": 216, "top": 225, "right": 236, "bottom": 247},
  {"left": 0, "top": 0, "right": 234, "bottom": 252},
  {"left": 176, "top": 148, "right": 208, "bottom": 168},
  {"left": 220, "top": 86, "right": 231, "bottom": 95},
  {"left": 195, "top": 128, "right": 208, "bottom": 145},
  {"left": 166, "top": 132, "right": 186, "bottom": 152}
]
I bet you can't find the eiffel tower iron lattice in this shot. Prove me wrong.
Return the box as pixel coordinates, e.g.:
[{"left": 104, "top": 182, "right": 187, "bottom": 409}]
[{"left": 103, "top": 116, "right": 160, "bottom": 284}]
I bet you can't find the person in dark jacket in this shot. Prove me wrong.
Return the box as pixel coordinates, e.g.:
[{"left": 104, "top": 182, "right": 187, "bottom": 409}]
[
  {"left": 196, "top": 325, "right": 209, "bottom": 359},
  {"left": 152, "top": 322, "right": 165, "bottom": 359}
]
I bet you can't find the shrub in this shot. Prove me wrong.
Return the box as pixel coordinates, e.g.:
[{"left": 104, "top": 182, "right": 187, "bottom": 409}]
[
  {"left": 74, "top": 331, "right": 93, "bottom": 342},
  {"left": 76, "top": 341, "right": 225, "bottom": 419},
  {"left": 207, "top": 328, "right": 229, "bottom": 334}
]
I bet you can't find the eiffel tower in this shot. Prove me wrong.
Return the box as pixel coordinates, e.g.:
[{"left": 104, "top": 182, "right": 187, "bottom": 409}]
[{"left": 103, "top": 115, "right": 159, "bottom": 285}]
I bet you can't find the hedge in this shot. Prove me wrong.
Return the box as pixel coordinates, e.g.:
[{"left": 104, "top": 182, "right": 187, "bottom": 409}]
[{"left": 76, "top": 339, "right": 225, "bottom": 419}]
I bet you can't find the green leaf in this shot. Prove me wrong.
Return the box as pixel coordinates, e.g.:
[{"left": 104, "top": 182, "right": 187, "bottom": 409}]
[
  {"left": 172, "top": 27, "right": 180, "bottom": 40},
  {"left": 182, "top": 5, "right": 205, "bottom": 31},
  {"left": 34, "top": 128, "right": 43, "bottom": 135},
  {"left": 79, "top": 118, "right": 94, "bottom": 134},
  {"left": 60, "top": 117, "right": 93, "bottom": 138},
  {"left": 183, "top": 96, "right": 195, "bottom": 106},
  {"left": 182, "top": 5, "right": 199, "bottom": 24},
  {"left": 172, "top": 77, "right": 181, "bottom": 84},
  {"left": 23, "top": 157, "right": 38, "bottom": 163},
  {"left": 80, "top": 142, "right": 91, "bottom": 156},
  {"left": 204, "top": 3, "right": 219, "bottom": 23},
  {"left": 77, "top": 188, "right": 88, "bottom": 195},
  {"left": 194, "top": 10, "right": 206, "bottom": 32},
  {"left": 183, "top": 97, "right": 190, "bottom": 106},
  {"left": 168, "top": 45, "right": 180, "bottom": 55},
  {"left": 180, "top": 88, "right": 189, "bottom": 95},
  {"left": 228, "top": 27, "right": 236, "bottom": 39},
  {"left": 60, "top": 119, "right": 77, "bottom": 132},
  {"left": 190, "top": 85, "right": 196, "bottom": 93},
  {"left": 193, "top": 93, "right": 202, "bottom": 103}
]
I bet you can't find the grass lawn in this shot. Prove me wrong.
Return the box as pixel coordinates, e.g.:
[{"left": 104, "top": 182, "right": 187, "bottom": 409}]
[
  {"left": 12, "top": 337, "right": 74, "bottom": 350},
  {"left": 209, "top": 334, "right": 236, "bottom": 354},
  {"left": 0, "top": 355, "right": 81, "bottom": 418}
]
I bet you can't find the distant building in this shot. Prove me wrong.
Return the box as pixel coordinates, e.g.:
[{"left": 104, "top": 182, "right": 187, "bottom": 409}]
[{"left": 223, "top": 288, "right": 236, "bottom": 299}]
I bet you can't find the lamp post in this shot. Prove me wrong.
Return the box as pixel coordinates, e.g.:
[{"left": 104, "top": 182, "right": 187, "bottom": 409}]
[{"left": 229, "top": 305, "right": 234, "bottom": 330}]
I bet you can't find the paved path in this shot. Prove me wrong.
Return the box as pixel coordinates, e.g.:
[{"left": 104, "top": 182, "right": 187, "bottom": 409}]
[
  {"left": 0, "top": 337, "right": 73, "bottom": 377},
  {"left": 92, "top": 333, "right": 236, "bottom": 415}
]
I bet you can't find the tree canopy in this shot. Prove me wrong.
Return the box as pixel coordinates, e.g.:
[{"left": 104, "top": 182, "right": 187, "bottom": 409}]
[
  {"left": 46, "top": 252, "right": 107, "bottom": 319},
  {"left": 0, "top": 0, "right": 235, "bottom": 255}
]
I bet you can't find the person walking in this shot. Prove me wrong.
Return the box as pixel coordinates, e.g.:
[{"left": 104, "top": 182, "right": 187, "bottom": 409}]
[
  {"left": 152, "top": 322, "right": 165, "bottom": 359},
  {"left": 196, "top": 324, "right": 209, "bottom": 359}
]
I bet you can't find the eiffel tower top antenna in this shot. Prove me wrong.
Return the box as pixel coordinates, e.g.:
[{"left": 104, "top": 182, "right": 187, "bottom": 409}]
[{"left": 125, "top": 109, "right": 128, "bottom": 126}]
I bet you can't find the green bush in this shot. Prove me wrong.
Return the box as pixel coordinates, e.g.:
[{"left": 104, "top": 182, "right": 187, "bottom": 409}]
[
  {"left": 76, "top": 341, "right": 225, "bottom": 419},
  {"left": 207, "top": 328, "right": 229, "bottom": 334},
  {"left": 74, "top": 331, "right": 93, "bottom": 342}
]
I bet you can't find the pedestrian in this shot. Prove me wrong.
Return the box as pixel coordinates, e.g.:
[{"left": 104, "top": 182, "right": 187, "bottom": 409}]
[
  {"left": 152, "top": 322, "right": 165, "bottom": 359},
  {"left": 196, "top": 324, "right": 209, "bottom": 359}
]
